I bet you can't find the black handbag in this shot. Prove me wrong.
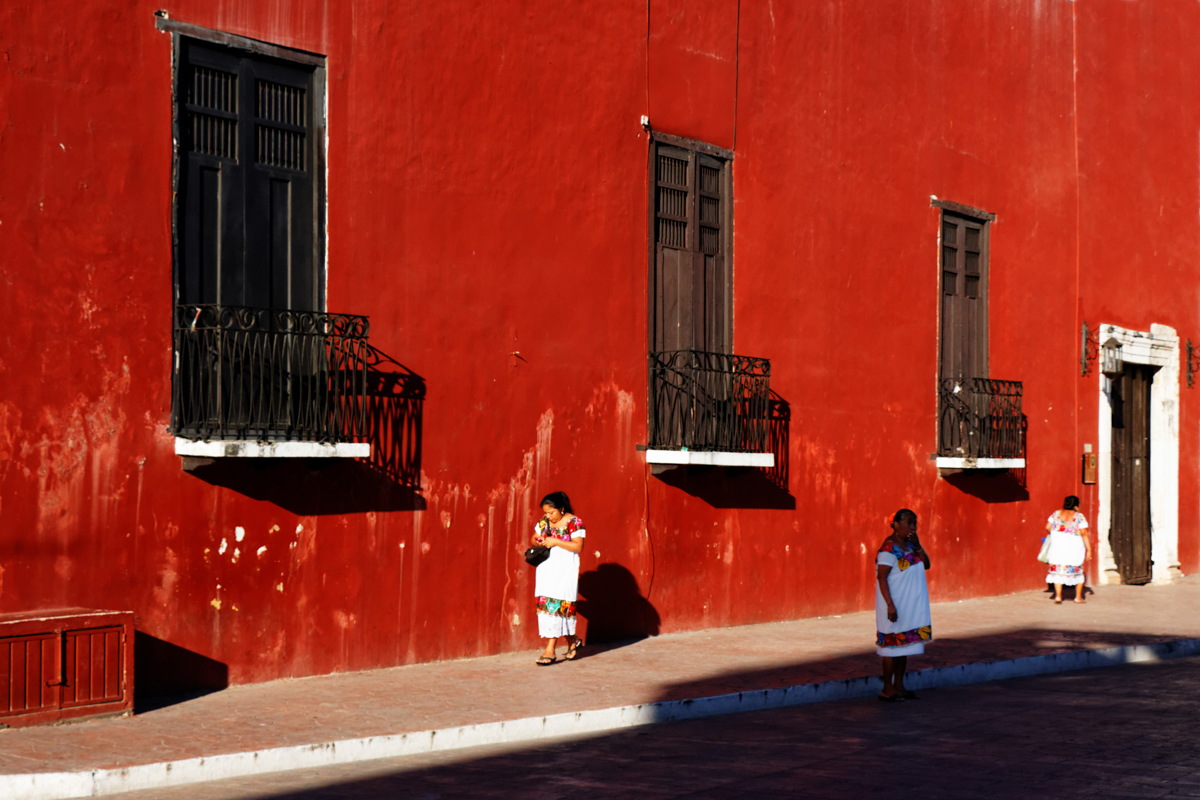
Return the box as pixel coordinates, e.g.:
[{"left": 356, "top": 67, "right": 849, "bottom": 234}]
[{"left": 524, "top": 545, "right": 550, "bottom": 567}]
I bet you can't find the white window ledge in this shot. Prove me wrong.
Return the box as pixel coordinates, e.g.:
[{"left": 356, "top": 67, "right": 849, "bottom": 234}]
[
  {"left": 644, "top": 450, "right": 775, "bottom": 468},
  {"left": 936, "top": 457, "right": 1024, "bottom": 470},
  {"left": 175, "top": 438, "right": 370, "bottom": 459}
]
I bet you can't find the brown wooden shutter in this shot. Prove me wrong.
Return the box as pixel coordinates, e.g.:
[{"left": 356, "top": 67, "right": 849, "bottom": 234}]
[
  {"left": 651, "top": 140, "right": 731, "bottom": 354},
  {"left": 939, "top": 212, "right": 988, "bottom": 383}
]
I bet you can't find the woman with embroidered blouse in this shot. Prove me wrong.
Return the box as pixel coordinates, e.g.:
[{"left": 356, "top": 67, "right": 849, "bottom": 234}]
[
  {"left": 531, "top": 491, "right": 586, "bottom": 666},
  {"left": 1045, "top": 495, "right": 1091, "bottom": 604},
  {"left": 875, "top": 508, "right": 932, "bottom": 702}
]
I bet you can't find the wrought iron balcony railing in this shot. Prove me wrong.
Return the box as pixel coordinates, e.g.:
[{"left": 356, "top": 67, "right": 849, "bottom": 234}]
[
  {"left": 170, "top": 304, "right": 370, "bottom": 444},
  {"left": 649, "top": 350, "right": 771, "bottom": 453},
  {"left": 937, "top": 377, "right": 1027, "bottom": 460}
]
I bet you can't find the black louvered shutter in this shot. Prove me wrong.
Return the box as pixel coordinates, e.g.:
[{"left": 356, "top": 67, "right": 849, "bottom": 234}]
[{"left": 176, "top": 39, "right": 317, "bottom": 311}]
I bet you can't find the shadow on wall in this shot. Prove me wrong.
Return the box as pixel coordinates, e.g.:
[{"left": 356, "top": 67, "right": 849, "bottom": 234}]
[
  {"left": 942, "top": 466, "right": 1029, "bottom": 503},
  {"left": 134, "top": 631, "right": 229, "bottom": 712},
  {"left": 577, "top": 563, "right": 661, "bottom": 643},
  {"left": 182, "top": 346, "right": 426, "bottom": 514},
  {"left": 652, "top": 392, "right": 794, "bottom": 510}
]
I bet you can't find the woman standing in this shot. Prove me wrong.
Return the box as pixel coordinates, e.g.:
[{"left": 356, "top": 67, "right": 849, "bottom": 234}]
[
  {"left": 876, "top": 508, "right": 932, "bottom": 702},
  {"left": 531, "top": 491, "right": 586, "bottom": 665},
  {"left": 1045, "top": 495, "right": 1091, "bottom": 604}
]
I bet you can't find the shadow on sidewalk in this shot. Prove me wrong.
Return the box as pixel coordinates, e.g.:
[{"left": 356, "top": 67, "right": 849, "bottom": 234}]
[{"left": 228, "top": 628, "right": 1199, "bottom": 800}]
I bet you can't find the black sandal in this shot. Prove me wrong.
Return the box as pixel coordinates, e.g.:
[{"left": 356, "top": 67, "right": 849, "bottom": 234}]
[
  {"left": 878, "top": 693, "right": 906, "bottom": 702},
  {"left": 565, "top": 640, "right": 583, "bottom": 660},
  {"left": 900, "top": 691, "right": 919, "bottom": 700},
  {"left": 536, "top": 656, "right": 557, "bottom": 666}
]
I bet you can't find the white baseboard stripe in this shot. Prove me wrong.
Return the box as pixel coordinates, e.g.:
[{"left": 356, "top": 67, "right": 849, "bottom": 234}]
[{"left": 6, "top": 637, "right": 1198, "bottom": 800}]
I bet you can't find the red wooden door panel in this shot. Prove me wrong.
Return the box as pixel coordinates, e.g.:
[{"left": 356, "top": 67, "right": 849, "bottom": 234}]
[
  {"left": 0, "top": 634, "right": 59, "bottom": 718},
  {"left": 62, "top": 627, "right": 124, "bottom": 707}
]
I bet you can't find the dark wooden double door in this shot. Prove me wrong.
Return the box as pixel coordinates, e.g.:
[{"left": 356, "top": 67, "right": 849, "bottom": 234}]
[
  {"left": 176, "top": 38, "right": 319, "bottom": 311},
  {"left": 1110, "top": 364, "right": 1154, "bottom": 585}
]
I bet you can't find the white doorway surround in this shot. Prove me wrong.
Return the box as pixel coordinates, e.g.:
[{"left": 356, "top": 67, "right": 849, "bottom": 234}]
[{"left": 1094, "top": 323, "right": 1183, "bottom": 584}]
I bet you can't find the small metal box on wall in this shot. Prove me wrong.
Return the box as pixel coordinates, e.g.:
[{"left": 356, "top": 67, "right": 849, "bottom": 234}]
[
  {"left": 1082, "top": 444, "right": 1098, "bottom": 485},
  {"left": 0, "top": 608, "right": 134, "bottom": 728}
]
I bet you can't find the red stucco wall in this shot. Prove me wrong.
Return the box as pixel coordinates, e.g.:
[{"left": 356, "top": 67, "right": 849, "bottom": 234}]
[{"left": 1, "top": 0, "right": 1197, "bottom": 689}]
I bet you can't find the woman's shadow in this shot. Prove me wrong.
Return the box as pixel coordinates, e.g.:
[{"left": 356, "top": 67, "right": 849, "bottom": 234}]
[{"left": 576, "top": 563, "right": 660, "bottom": 654}]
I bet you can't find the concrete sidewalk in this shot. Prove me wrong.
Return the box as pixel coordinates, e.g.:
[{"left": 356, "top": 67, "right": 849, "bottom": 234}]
[{"left": 3, "top": 577, "right": 1199, "bottom": 799}]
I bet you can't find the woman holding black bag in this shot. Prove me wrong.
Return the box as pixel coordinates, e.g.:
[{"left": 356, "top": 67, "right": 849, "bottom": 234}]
[{"left": 529, "top": 491, "right": 586, "bottom": 665}]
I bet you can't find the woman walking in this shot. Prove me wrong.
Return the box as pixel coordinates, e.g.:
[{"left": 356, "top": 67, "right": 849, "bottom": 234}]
[
  {"left": 531, "top": 491, "right": 586, "bottom": 665},
  {"left": 1045, "top": 495, "right": 1091, "bottom": 604},
  {"left": 876, "top": 508, "right": 932, "bottom": 702}
]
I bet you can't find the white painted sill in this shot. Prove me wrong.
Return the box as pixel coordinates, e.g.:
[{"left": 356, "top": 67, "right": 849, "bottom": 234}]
[
  {"left": 643, "top": 450, "right": 775, "bottom": 468},
  {"left": 174, "top": 438, "right": 371, "bottom": 459},
  {"left": 935, "top": 457, "right": 1025, "bottom": 470}
]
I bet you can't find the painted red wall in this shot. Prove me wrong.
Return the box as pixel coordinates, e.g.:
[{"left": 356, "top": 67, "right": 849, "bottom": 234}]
[{"left": 1, "top": 0, "right": 1196, "bottom": 689}]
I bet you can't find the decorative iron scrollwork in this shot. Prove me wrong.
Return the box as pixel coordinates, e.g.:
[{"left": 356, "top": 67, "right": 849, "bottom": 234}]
[
  {"left": 648, "top": 350, "right": 771, "bottom": 453},
  {"left": 1188, "top": 339, "right": 1200, "bottom": 389},
  {"left": 170, "top": 304, "right": 370, "bottom": 444},
  {"left": 1080, "top": 321, "right": 1100, "bottom": 377},
  {"left": 938, "top": 377, "right": 1027, "bottom": 460}
]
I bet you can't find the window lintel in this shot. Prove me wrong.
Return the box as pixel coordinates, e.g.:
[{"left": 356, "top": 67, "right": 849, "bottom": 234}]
[
  {"left": 650, "top": 130, "right": 734, "bottom": 161},
  {"left": 156, "top": 17, "right": 326, "bottom": 66},
  {"left": 931, "top": 198, "right": 995, "bottom": 222}
]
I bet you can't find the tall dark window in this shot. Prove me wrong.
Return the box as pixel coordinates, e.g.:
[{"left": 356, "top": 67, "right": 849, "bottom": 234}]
[
  {"left": 939, "top": 209, "right": 990, "bottom": 383},
  {"left": 175, "top": 37, "right": 322, "bottom": 311},
  {"left": 650, "top": 133, "right": 732, "bottom": 354}
]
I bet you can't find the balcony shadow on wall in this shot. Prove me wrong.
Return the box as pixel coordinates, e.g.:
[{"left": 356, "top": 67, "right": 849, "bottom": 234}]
[
  {"left": 134, "top": 631, "right": 228, "bottom": 713},
  {"left": 577, "top": 563, "right": 660, "bottom": 646},
  {"left": 182, "top": 346, "right": 426, "bottom": 514},
  {"left": 941, "top": 465, "right": 1028, "bottom": 503},
  {"left": 652, "top": 393, "right": 794, "bottom": 510}
]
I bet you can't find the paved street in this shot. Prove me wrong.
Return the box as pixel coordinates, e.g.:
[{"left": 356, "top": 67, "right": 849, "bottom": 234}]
[{"left": 108, "top": 655, "right": 1200, "bottom": 799}]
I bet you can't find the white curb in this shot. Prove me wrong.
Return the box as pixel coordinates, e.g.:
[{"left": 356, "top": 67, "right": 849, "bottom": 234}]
[{"left": 5, "top": 637, "right": 1198, "bottom": 800}]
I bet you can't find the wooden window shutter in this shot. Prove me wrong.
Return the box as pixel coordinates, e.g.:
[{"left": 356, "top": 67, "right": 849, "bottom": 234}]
[
  {"left": 651, "top": 138, "right": 731, "bottom": 354},
  {"left": 939, "top": 212, "right": 988, "bottom": 383},
  {"left": 176, "top": 38, "right": 319, "bottom": 312}
]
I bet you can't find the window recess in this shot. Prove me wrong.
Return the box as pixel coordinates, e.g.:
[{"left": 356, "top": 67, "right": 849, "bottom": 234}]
[
  {"left": 644, "top": 132, "right": 772, "bottom": 467},
  {"left": 166, "top": 30, "right": 369, "bottom": 458},
  {"left": 933, "top": 200, "right": 1026, "bottom": 470}
]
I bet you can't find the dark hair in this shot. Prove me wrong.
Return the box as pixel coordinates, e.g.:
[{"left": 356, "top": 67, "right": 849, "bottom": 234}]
[
  {"left": 540, "top": 491, "right": 574, "bottom": 515},
  {"left": 1063, "top": 495, "right": 1080, "bottom": 511},
  {"left": 893, "top": 508, "right": 917, "bottom": 523}
]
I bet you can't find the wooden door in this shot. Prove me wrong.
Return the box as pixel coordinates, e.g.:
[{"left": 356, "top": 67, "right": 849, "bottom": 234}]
[
  {"left": 1110, "top": 364, "right": 1153, "bottom": 584},
  {"left": 939, "top": 213, "right": 988, "bottom": 384},
  {"left": 651, "top": 142, "right": 729, "bottom": 355},
  {"left": 177, "top": 38, "right": 317, "bottom": 311}
]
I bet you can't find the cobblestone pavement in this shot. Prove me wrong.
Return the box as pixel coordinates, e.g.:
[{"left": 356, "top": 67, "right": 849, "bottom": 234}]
[
  {"left": 107, "top": 654, "right": 1200, "bottom": 799},
  {"left": 3, "top": 578, "right": 1199, "bottom": 777}
]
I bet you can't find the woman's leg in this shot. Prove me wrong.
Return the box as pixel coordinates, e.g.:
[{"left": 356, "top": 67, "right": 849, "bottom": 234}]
[
  {"left": 881, "top": 656, "right": 907, "bottom": 697},
  {"left": 892, "top": 656, "right": 908, "bottom": 694},
  {"left": 1053, "top": 580, "right": 1063, "bottom": 602},
  {"left": 540, "top": 637, "right": 558, "bottom": 659}
]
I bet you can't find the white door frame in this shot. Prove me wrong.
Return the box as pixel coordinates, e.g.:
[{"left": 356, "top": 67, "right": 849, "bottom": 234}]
[{"left": 1094, "top": 323, "right": 1183, "bottom": 584}]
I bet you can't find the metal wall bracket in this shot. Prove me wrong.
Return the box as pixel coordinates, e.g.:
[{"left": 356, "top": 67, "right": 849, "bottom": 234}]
[
  {"left": 1187, "top": 339, "right": 1200, "bottom": 388},
  {"left": 1080, "top": 322, "right": 1100, "bottom": 377}
]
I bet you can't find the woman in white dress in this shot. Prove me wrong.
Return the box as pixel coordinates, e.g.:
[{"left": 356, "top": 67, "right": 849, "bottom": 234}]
[
  {"left": 1045, "top": 495, "right": 1091, "bottom": 604},
  {"left": 875, "top": 508, "right": 932, "bottom": 702},
  {"left": 531, "top": 492, "right": 586, "bottom": 666}
]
